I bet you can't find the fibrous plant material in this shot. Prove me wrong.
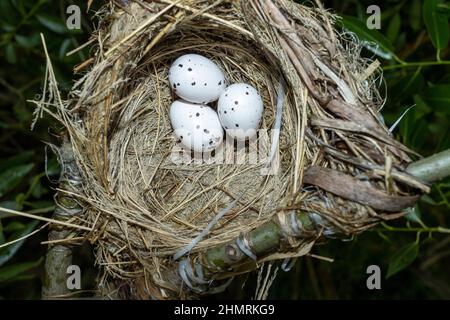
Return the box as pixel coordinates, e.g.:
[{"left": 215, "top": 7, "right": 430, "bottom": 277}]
[{"left": 33, "top": 0, "right": 429, "bottom": 299}]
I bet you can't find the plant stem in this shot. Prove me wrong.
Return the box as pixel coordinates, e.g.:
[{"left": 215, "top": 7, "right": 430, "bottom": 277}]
[
  {"left": 379, "top": 222, "right": 450, "bottom": 234},
  {"left": 203, "top": 213, "right": 315, "bottom": 272},
  {"left": 384, "top": 60, "right": 450, "bottom": 70},
  {"left": 42, "top": 141, "right": 83, "bottom": 299},
  {"left": 406, "top": 149, "right": 450, "bottom": 183}
]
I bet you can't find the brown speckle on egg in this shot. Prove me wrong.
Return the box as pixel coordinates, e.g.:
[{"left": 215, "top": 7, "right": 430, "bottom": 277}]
[{"left": 188, "top": 67, "right": 192, "bottom": 72}]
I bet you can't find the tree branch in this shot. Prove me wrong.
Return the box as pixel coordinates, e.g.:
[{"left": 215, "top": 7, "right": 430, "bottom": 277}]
[
  {"left": 42, "top": 142, "right": 83, "bottom": 299},
  {"left": 406, "top": 149, "right": 450, "bottom": 183}
]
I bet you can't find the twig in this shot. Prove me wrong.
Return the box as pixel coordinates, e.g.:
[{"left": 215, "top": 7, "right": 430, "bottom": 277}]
[
  {"left": 406, "top": 149, "right": 450, "bottom": 183},
  {"left": 0, "top": 223, "right": 49, "bottom": 249},
  {"left": 0, "top": 207, "right": 90, "bottom": 231},
  {"left": 66, "top": 38, "right": 96, "bottom": 57}
]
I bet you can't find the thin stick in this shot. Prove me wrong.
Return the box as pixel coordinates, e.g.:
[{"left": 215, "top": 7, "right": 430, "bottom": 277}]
[
  {"left": 66, "top": 38, "right": 96, "bottom": 56},
  {"left": 0, "top": 207, "right": 91, "bottom": 231},
  {"left": 41, "top": 237, "right": 85, "bottom": 245},
  {"left": 307, "top": 253, "right": 334, "bottom": 263},
  {"left": 0, "top": 223, "right": 50, "bottom": 249},
  {"left": 74, "top": 57, "right": 94, "bottom": 72}
]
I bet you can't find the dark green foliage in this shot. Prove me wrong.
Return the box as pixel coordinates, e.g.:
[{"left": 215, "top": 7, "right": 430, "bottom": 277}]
[
  {"left": 0, "top": 0, "right": 449, "bottom": 299},
  {"left": 386, "top": 242, "right": 419, "bottom": 279},
  {"left": 0, "top": 0, "right": 94, "bottom": 299}
]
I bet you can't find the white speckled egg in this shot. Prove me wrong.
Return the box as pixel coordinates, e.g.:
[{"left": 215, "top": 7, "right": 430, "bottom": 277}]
[
  {"left": 169, "top": 100, "right": 223, "bottom": 152},
  {"left": 168, "top": 54, "right": 226, "bottom": 104},
  {"left": 217, "top": 83, "right": 263, "bottom": 140}
]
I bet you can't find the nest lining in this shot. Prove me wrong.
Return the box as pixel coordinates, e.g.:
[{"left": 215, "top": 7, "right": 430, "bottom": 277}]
[{"left": 35, "top": 0, "right": 427, "bottom": 299}]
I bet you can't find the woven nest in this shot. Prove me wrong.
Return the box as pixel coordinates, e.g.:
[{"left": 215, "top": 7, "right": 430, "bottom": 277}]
[{"left": 35, "top": 0, "right": 429, "bottom": 299}]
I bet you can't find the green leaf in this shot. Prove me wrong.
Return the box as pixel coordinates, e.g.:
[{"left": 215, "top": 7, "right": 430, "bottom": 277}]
[
  {"left": 387, "top": 14, "right": 401, "bottom": 44},
  {"left": 389, "top": 68, "right": 424, "bottom": 103},
  {"left": 423, "top": 0, "right": 450, "bottom": 50},
  {"left": 15, "top": 193, "right": 26, "bottom": 211},
  {"left": 405, "top": 205, "right": 424, "bottom": 225},
  {"left": 0, "top": 273, "right": 37, "bottom": 287},
  {"left": 12, "top": 0, "right": 27, "bottom": 18},
  {"left": 387, "top": 242, "right": 419, "bottom": 278},
  {"left": 340, "top": 15, "right": 396, "bottom": 60},
  {"left": 0, "top": 201, "right": 17, "bottom": 211},
  {"left": 0, "top": 202, "right": 16, "bottom": 219},
  {"left": 14, "top": 33, "right": 40, "bottom": 49},
  {"left": 380, "top": 1, "right": 406, "bottom": 21},
  {"left": 413, "top": 94, "right": 433, "bottom": 117},
  {"left": 0, "top": 0, "right": 21, "bottom": 25},
  {"left": 24, "top": 200, "right": 54, "bottom": 210},
  {"left": 27, "top": 173, "right": 46, "bottom": 199},
  {"left": 3, "top": 221, "right": 26, "bottom": 233},
  {"left": 0, "top": 220, "right": 39, "bottom": 266},
  {"left": 59, "top": 38, "right": 71, "bottom": 59},
  {"left": 422, "top": 84, "right": 450, "bottom": 114},
  {"left": 409, "top": 0, "right": 423, "bottom": 30},
  {"left": 0, "top": 257, "right": 43, "bottom": 283},
  {"left": 36, "top": 13, "right": 67, "bottom": 34},
  {"left": 0, "top": 151, "right": 34, "bottom": 172},
  {"left": 420, "top": 194, "right": 437, "bottom": 205},
  {"left": 399, "top": 107, "right": 428, "bottom": 149},
  {"left": 4, "top": 43, "right": 17, "bottom": 64},
  {"left": 0, "top": 163, "right": 34, "bottom": 197},
  {"left": 438, "top": 3, "right": 450, "bottom": 16}
]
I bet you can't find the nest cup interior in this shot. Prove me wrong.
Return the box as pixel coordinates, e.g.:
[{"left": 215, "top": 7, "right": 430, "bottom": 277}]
[{"left": 92, "top": 14, "right": 298, "bottom": 281}]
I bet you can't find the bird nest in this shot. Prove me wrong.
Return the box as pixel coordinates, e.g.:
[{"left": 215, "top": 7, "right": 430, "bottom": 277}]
[{"left": 34, "top": 0, "right": 428, "bottom": 299}]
